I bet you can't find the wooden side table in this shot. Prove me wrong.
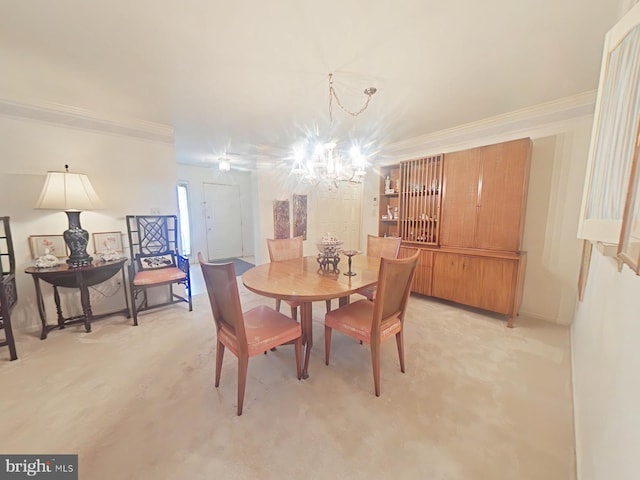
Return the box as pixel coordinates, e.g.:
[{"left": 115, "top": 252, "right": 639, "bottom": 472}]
[{"left": 25, "top": 258, "right": 130, "bottom": 339}]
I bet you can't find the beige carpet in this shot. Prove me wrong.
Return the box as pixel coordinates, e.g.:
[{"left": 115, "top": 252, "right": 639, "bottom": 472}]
[{"left": 0, "top": 275, "right": 575, "bottom": 479}]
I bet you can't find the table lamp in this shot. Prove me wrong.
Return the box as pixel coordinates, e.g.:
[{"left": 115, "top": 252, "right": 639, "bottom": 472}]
[{"left": 34, "top": 165, "right": 103, "bottom": 268}]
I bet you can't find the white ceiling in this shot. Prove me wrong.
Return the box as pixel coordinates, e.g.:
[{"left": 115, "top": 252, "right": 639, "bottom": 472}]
[{"left": 0, "top": 0, "right": 622, "bottom": 169}]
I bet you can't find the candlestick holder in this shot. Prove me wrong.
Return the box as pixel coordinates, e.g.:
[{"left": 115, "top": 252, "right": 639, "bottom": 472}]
[{"left": 342, "top": 250, "right": 359, "bottom": 276}]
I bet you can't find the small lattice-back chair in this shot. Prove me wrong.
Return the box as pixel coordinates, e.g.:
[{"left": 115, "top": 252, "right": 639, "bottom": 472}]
[
  {"left": 0, "top": 217, "right": 18, "bottom": 360},
  {"left": 126, "top": 215, "right": 192, "bottom": 325}
]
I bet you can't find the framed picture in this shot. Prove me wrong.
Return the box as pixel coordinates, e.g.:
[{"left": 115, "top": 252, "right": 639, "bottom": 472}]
[
  {"left": 93, "top": 231, "right": 124, "bottom": 254},
  {"left": 273, "top": 200, "right": 290, "bottom": 240},
  {"left": 617, "top": 115, "right": 640, "bottom": 273},
  {"left": 29, "top": 235, "right": 67, "bottom": 259},
  {"left": 293, "top": 194, "right": 307, "bottom": 240}
]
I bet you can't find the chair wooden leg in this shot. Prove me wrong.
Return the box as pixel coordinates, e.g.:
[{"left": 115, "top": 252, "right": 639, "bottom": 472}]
[
  {"left": 294, "top": 337, "right": 302, "bottom": 380},
  {"left": 275, "top": 299, "right": 281, "bottom": 313},
  {"left": 130, "top": 285, "right": 139, "bottom": 326},
  {"left": 291, "top": 306, "right": 297, "bottom": 321},
  {"left": 237, "top": 354, "right": 249, "bottom": 416},
  {"left": 324, "top": 325, "right": 332, "bottom": 366},
  {"left": 396, "top": 331, "right": 405, "bottom": 373},
  {"left": 371, "top": 341, "right": 381, "bottom": 397},
  {"left": 325, "top": 299, "right": 331, "bottom": 312},
  {"left": 3, "top": 314, "right": 17, "bottom": 361},
  {"left": 214, "top": 341, "right": 225, "bottom": 387}
]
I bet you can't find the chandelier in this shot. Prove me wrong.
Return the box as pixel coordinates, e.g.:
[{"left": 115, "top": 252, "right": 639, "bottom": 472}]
[{"left": 292, "top": 73, "right": 377, "bottom": 189}]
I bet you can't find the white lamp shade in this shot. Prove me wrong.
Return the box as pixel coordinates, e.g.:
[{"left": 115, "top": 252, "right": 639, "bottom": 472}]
[{"left": 35, "top": 171, "right": 104, "bottom": 211}]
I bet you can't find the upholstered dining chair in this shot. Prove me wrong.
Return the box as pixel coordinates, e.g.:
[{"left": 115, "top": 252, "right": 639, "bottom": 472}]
[
  {"left": 126, "top": 215, "right": 192, "bottom": 326},
  {"left": 324, "top": 250, "right": 420, "bottom": 396},
  {"left": 198, "top": 253, "right": 302, "bottom": 415},
  {"left": 266, "top": 237, "right": 332, "bottom": 317},
  {"left": 0, "top": 216, "right": 18, "bottom": 361},
  {"left": 356, "top": 234, "right": 402, "bottom": 301}
]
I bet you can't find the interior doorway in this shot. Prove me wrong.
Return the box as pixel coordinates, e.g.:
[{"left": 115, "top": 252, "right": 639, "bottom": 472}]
[
  {"left": 316, "top": 182, "right": 362, "bottom": 251},
  {"left": 203, "top": 183, "right": 244, "bottom": 260}
]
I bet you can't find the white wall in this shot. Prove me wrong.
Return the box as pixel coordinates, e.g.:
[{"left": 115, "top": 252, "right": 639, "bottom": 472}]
[
  {"left": 0, "top": 114, "right": 177, "bottom": 332},
  {"left": 361, "top": 169, "right": 381, "bottom": 245},
  {"left": 572, "top": 250, "right": 640, "bottom": 480},
  {"left": 253, "top": 164, "right": 364, "bottom": 266},
  {"left": 520, "top": 121, "right": 593, "bottom": 324},
  {"left": 176, "top": 164, "right": 255, "bottom": 262},
  {"left": 572, "top": 1, "right": 640, "bottom": 478}
]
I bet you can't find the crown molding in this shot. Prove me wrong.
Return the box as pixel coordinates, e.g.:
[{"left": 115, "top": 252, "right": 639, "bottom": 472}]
[
  {"left": 380, "top": 91, "right": 597, "bottom": 162},
  {"left": 0, "top": 97, "right": 174, "bottom": 144}
]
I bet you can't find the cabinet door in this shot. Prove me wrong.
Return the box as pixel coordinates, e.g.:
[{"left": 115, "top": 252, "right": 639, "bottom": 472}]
[
  {"left": 431, "top": 252, "right": 464, "bottom": 302},
  {"left": 439, "top": 149, "right": 481, "bottom": 248},
  {"left": 475, "top": 139, "right": 531, "bottom": 251},
  {"left": 466, "top": 255, "right": 516, "bottom": 314},
  {"left": 399, "top": 247, "right": 433, "bottom": 295},
  {"left": 432, "top": 252, "right": 516, "bottom": 315}
]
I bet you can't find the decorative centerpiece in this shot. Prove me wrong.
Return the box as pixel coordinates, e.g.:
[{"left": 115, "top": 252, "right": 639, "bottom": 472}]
[
  {"left": 34, "top": 248, "right": 61, "bottom": 269},
  {"left": 316, "top": 232, "right": 343, "bottom": 272}
]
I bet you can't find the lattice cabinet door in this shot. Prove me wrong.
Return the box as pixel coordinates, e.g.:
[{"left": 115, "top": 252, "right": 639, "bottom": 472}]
[{"left": 399, "top": 155, "right": 443, "bottom": 245}]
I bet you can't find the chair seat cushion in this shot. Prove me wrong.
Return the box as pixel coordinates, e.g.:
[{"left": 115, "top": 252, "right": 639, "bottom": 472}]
[
  {"left": 133, "top": 267, "right": 187, "bottom": 286},
  {"left": 325, "top": 299, "right": 401, "bottom": 344},
  {"left": 219, "top": 305, "right": 302, "bottom": 357}
]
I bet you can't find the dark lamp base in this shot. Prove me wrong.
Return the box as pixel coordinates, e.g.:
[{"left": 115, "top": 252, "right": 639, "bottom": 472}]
[{"left": 64, "top": 211, "right": 93, "bottom": 269}]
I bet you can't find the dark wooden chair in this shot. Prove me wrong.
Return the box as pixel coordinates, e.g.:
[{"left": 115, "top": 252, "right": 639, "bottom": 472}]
[
  {"left": 126, "top": 215, "right": 192, "bottom": 325},
  {"left": 198, "top": 252, "right": 302, "bottom": 415},
  {"left": 324, "top": 250, "right": 420, "bottom": 396},
  {"left": 0, "top": 217, "right": 18, "bottom": 360}
]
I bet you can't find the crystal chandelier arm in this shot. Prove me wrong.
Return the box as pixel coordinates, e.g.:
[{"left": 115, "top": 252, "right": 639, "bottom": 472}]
[{"left": 328, "top": 73, "right": 377, "bottom": 122}]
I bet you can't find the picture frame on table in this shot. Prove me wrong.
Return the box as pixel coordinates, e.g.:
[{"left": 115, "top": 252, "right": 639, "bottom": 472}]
[
  {"left": 29, "top": 235, "right": 67, "bottom": 259},
  {"left": 93, "top": 231, "right": 124, "bottom": 254}
]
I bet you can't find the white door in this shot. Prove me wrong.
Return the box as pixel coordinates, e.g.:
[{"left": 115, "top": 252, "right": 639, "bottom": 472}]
[
  {"left": 316, "top": 181, "right": 362, "bottom": 251},
  {"left": 203, "top": 183, "right": 243, "bottom": 260}
]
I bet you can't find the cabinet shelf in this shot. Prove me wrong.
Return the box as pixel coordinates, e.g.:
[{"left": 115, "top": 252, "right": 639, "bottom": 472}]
[
  {"left": 400, "top": 218, "right": 438, "bottom": 222},
  {"left": 401, "top": 191, "right": 440, "bottom": 196}
]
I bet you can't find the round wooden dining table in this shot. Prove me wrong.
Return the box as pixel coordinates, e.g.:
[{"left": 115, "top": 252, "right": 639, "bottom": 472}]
[{"left": 242, "top": 254, "right": 381, "bottom": 378}]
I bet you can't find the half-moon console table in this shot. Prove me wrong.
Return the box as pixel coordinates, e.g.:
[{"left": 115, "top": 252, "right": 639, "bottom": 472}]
[{"left": 25, "top": 258, "right": 130, "bottom": 339}]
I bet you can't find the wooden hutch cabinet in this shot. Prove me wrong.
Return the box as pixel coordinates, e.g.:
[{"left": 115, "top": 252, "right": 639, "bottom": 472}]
[{"left": 378, "top": 138, "right": 532, "bottom": 327}]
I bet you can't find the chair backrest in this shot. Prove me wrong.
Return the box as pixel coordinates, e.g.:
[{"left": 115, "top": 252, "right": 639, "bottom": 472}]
[
  {"left": 372, "top": 251, "right": 420, "bottom": 333},
  {"left": 198, "top": 252, "right": 247, "bottom": 347},
  {"left": 0, "top": 217, "right": 15, "bottom": 276},
  {"left": 127, "top": 215, "right": 180, "bottom": 270},
  {"left": 0, "top": 217, "right": 17, "bottom": 312},
  {"left": 366, "top": 234, "right": 401, "bottom": 259},
  {"left": 267, "top": 236, "right": 303, "bottom": 262},
  {"left": 0, "top": 217, "right": 16, "bottom": 275}
]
